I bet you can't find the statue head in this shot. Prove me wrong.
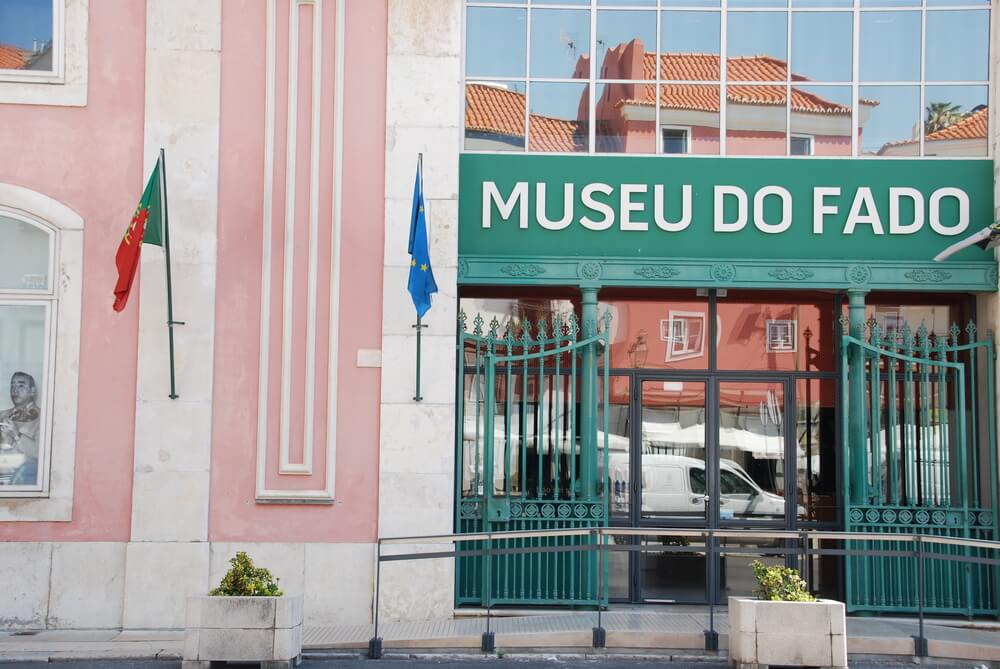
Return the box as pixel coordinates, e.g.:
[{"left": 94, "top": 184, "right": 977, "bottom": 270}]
[{"left": 9, "top": 372, "right": 37, "bottom": 409}]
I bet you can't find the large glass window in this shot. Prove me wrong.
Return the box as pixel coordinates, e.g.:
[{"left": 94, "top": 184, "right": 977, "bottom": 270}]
[
  {"left": 0, "top": 0, "right": 56, "bottom": 74},
  {"left": 464, "top": 1, "right": 990, "bottom": 156},
  {"left": 0, "top": 212, "right": 54, "bottom": 493}
]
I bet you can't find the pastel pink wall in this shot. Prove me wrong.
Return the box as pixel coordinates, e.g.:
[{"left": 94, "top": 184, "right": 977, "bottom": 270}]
[
  {"left": 208, "top": 0, "right": 385, "bottom": 542},
  {"left": 0, "top": 0, "right": 146, "bottom": 541}
]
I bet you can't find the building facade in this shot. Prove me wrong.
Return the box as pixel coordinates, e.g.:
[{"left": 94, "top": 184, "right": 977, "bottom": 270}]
[{"left": 0, "top": 0, "right": 997, "bottom": 630}]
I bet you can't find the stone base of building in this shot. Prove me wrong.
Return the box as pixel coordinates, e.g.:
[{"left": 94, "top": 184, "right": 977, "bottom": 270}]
[{"left": 0, "top": 541, "right": 380, "bottom": 630}]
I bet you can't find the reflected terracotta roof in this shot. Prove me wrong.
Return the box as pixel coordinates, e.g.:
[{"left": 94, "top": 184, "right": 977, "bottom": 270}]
[
  {"left": 876, "top": 106, "right": 988, "bottom": 155},
  {"left": 630, "top": 53, "right": 870, "bottom": 115},
  {"left": 465, "top": 83, "right": 585, "bottom": 152},
  {"left": 926, "top": 106, "right": 988, "bottom": 141},
  {"left": 0, "top": 44, "right": 27, "bottom": 70},
  {"left": 647, "top": 53, "right": 793, "bottom": 82}
]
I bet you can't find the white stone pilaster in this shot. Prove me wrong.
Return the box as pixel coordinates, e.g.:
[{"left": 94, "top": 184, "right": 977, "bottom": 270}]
[
  {"left": 123, "top": 0, "right": 221, "bottom": 628},
  {"left": 378, "top": 0, "right": 463, "bottom": 622}
]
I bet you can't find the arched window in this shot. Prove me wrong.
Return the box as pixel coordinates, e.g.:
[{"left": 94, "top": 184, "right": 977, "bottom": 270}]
[
  {"left": 0, "top": 211, "right": 55, "bottom": 491},
  {"left": 0, "top": 184, "right": 82, "bottom": 514}
]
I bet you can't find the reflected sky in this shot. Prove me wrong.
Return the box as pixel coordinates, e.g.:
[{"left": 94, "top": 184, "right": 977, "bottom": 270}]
[
  {"left": 0, "top": 0, "right": 51, "bottom": 51},
  {"left": 860, "top": 12, "right": 921, "bottom": 81},
  {"left": 925, "top": 10, "right": 989, "bottom": 82},
  {"left": 792, "top": 12, "right": 852, "bottom": 82},
  {"left": 727, "top": 12, "right": 787, "bottom": 75},
  {"left": 661, "top": 11, "right": 720, "bottom": 66},
  {"left": 466, "top": 7, "right": 526, "bottom": 78},
  {"left": 859, "top": 86, "right": 919, "bottom": 155},
  {"left": 597, "top": 10, "right": 655, "bottom": 77},
  {"left": 530, "top": 8, "right": 590, "bottom": 78}
]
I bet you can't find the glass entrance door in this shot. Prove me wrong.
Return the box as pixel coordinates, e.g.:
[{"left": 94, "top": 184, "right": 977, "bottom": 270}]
[
  {"left": 637, "top": 379, "right": 708, "bottom": 602},
  {"left": 613, "top": 376, "right": 796, "bottom": 603}
]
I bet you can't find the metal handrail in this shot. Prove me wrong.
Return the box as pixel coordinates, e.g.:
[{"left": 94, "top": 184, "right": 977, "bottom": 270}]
[
  {"left": 377, "top": 526, "right": 1000, "bottom": 551},
  {"left": 366, "top": 525, "right": 1000, "bottom": 660}
]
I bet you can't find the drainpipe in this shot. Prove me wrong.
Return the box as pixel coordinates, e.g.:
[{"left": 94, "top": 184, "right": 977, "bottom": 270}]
[
  {"left": 847, "top": 289, "right": 868, "bottom": 505},
  {"left": 581, "top": 286, "right": 599, "bottom": 499}
]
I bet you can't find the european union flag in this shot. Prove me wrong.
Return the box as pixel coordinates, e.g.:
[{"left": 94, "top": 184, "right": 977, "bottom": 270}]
[{"left": 407, "top": 158, "right": 437, "bottom": 318}]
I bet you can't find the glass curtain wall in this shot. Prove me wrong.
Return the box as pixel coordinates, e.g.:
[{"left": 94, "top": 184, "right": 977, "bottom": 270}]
[{"left": 463, "top": 0, "right": 990, "bottom": 156}]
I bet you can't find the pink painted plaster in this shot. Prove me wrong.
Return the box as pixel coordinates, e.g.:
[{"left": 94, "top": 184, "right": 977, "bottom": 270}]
[
  {"left": 0, "top": 0, "right": 147, "bottom": 541},
  {"left": 209, "top": 0, "right": 385, "bottom": 542}
]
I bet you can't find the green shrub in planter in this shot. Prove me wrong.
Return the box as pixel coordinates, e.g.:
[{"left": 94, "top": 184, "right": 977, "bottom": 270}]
[
  {"left": 751, "top": 560, "right": 815, "bottom": 602},
  {"left": 210, "top": 551, "right": 283, "bottom": 597}
]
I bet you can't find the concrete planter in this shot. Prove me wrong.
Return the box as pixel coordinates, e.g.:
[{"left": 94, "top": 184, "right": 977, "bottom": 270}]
[
  {"left": 728, "top": 597, "right": 847, "bottom": 669},
  {"left": 183, "top": 595, "right": 303, "bottom": 669}
]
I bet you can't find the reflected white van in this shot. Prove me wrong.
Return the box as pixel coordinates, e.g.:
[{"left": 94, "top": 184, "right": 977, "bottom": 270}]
[{"left": 606, "top": 453, "right": 791, "bottom": 518}]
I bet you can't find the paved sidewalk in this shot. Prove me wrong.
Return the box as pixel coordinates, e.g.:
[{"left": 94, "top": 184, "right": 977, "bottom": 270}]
[
  {"left": 2, "top": 612, "right": 999, "bottom": 663},
  {"left": 0, "top": 631, "right": 182, "bottom": 662}
]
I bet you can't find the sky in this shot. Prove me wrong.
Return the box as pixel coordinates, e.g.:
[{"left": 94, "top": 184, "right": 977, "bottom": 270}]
[{"left": 0, "top": 0, "right": 52, "bottom": 50}]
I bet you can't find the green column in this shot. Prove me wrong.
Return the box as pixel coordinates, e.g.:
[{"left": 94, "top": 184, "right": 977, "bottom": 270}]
[
  {"left": 847, "top": 289, "right": 868, "bottom": 505},
  {"left": 580, "top": 286, "right": 598, "bottom": 499}
]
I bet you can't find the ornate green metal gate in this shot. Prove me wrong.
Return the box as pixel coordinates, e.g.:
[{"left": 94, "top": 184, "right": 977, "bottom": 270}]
[
  {"left": 455, "top": 306, "right": 611, "bottom": 607},
  {"left": 842, "top": 313, "right": 998, "bottom": 615}
]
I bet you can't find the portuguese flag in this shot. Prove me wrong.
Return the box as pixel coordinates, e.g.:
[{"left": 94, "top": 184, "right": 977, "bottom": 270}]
[{"left": 113, "top": 156, "right": 164, "bottom": 312}]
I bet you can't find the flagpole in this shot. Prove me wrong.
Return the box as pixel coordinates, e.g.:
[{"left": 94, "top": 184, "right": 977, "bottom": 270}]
[
  {"left": 160, "top": 148, "right": 183, "bottom": 400},
  {"left": 413, "top": 152, "right": 424, "bottom": 402}
]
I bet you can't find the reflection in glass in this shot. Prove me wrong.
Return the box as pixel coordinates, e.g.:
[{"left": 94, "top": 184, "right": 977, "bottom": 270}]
[
  {"left": 604, "top": 376, "right": 631, "bottom": 519},
  {"left": 860, "top": 86, "right": 919, "bottom": 156},
  {"left": 464, "top": 82, "right": 527, "bottom": 152},
  {"left": 599, "top": 0, "right": 656, "bottom": 5},
  {"left": 860, "top": 0, "right": 919, "bottom": 7},
  {"left": 595, "top": 82, "right": 656, "bottom": 153},
  {"left": 530, "top": 9, "right": 590, "bottom": 79},
  {"left": 528, "top": 82, "right": 589, "bottom": 152},
  {"left": 641, "top": 538, "right": 707, "bottom": 602},
  {"left": 791, "top": 12, "right": 852, "bottom": 82},
  {"left": 639, "top": 381, "right": 708, "bottom": 521},
  {"left": 718, "top": 382, "right": 787, "bottom": 521},
  {"left": 596, "top": 11, "right": 656, "bottom": 80},
  {"left": 727, "top": 13, "right": 787, "bottom": 81},
  {"left": 0, "top": 215, "right": 50, "bottom": 291},
  {"left": 716, "top": 294, "right": 835, "bottom": 371},
  {"left": 726, "top": 85, "right": 787, "bottom": 156},
  {"left": 465, "top": 7, "right": 526, "bottom": 78},
  {"left": 860, "top": 12, "right": 921, "bottom": 82},
  {"left": 660, "top": 84, "right": 721, "bottom": 155},
  {"left": 0, "top": 0, "right": 53, "bottom": 72},
  {"left": 607, "top": 535, "right": 633, "bottom": 600},
  {"left": 721, "top": 540, "right": 784, "bottom": 598},
  {"left": 796, "top": 379, "right": 837, "bottom": 523},
  {"left": 0, "top": 305, "right": 45, "bottom": 488},
  {"left": 923, "top": 87, "right": 988, "bottom": 157},
  {"left": 662, "top": 0, "right": 719, "bottom": 7},
  {"left": 729, "top": 0, "right": 786, "bottom": 7},
  {"left": 600, "top": 295, "right": 711, "bottom": 370},
  {"left": 925, "top": 11, "right": 989, "bottom": 82},
  {"left": 660, "top": 12, "right": 721, "bottom": 80},
  {"left": 792, "top": 0, "right": 851, "bottom": 7},
  {"left": 791, "top": 86, "right": 853, "bottom": 156}
]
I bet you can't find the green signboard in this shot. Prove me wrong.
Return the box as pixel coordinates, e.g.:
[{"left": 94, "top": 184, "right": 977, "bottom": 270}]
[{"left": 459, "top": 154, "right": 995, "bottom": 263}]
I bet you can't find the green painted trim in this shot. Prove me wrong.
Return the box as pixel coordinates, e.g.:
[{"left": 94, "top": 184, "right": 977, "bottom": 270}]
[{"left": 458, "top": 255, "right": 999, "bottom": 292}]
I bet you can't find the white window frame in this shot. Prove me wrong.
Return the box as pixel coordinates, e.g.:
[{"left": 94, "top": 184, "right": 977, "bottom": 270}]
[
  {"left": 0, "top": 184, "right": 82, "bottom": 519},
  {"left": 0, "top": 0, "right": 87, "bottom": 107},
  {"left": 790, "top": 133, "right": 814, "bottom": 157},
  {"left": 662, "top": 310, "right": 706, "bottom": 361},
  {"left": 660, "top": 125, "right": 691, "bottom": 155},
  {"left": 766, "top": 319, "right": 798, "bottom": 353}
]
